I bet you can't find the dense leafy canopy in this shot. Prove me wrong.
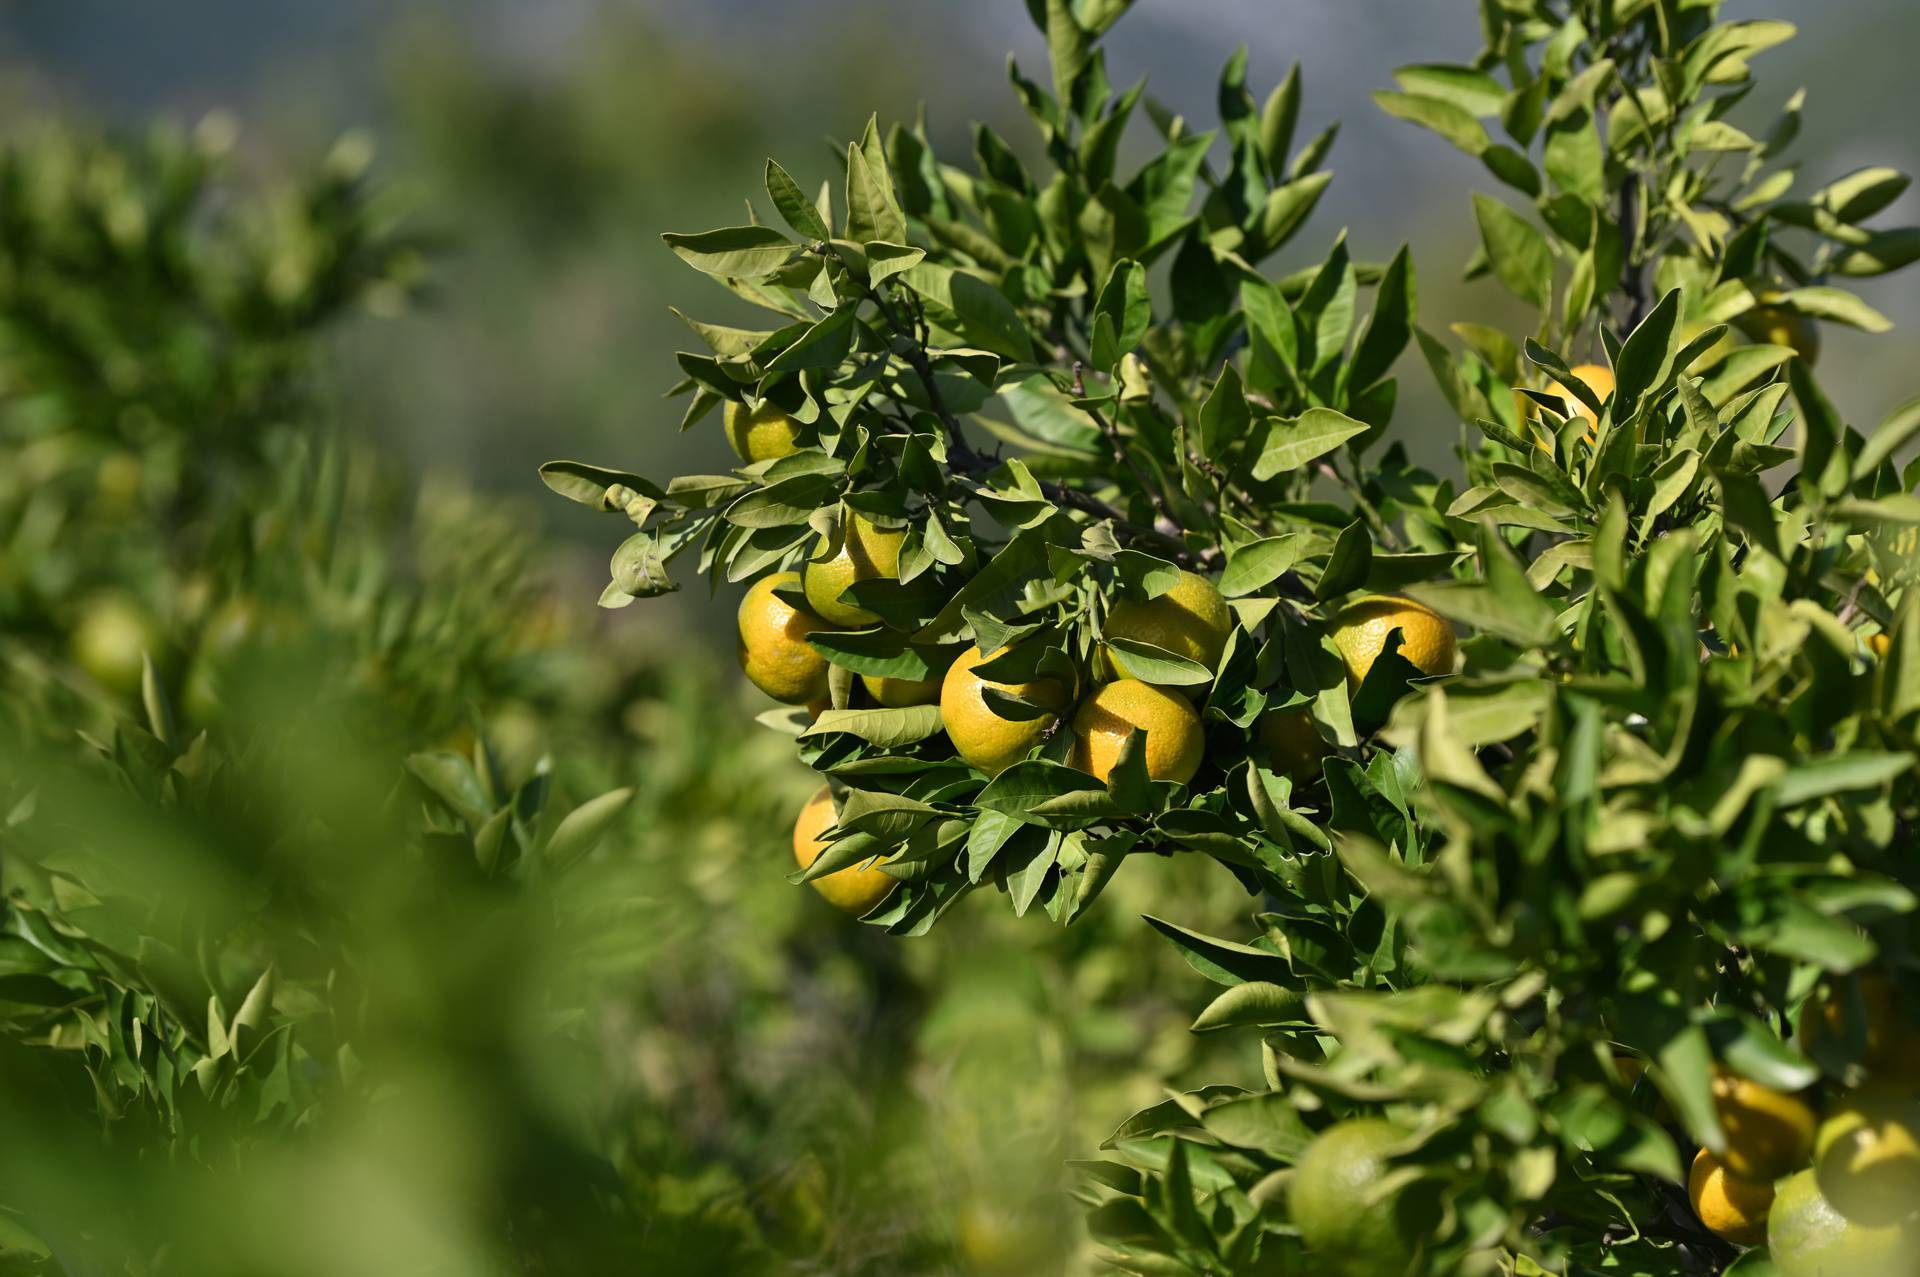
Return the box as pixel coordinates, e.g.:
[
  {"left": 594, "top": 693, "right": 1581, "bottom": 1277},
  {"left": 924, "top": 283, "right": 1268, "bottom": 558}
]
[{"left": 553, "top": 0, "right": 1920, "bottom": 1272}]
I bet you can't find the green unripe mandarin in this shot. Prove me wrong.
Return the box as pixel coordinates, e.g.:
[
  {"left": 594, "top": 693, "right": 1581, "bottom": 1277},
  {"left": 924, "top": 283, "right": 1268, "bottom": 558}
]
[
  {"left": 70, "top": 593, "right": 161, "bottom": 694},
  {"left": 1768, "top": 1169, "right": 1919, "bottom": 1277},
  {"left": 1290, "top": 1119, "right": 1436, "bottom": 1277},
  {"left": 723, "top": 399, "right": 803, "bottom": 463},
  {"left": 1814, "top": 1089, "right": 1920, "bottom": 1227}
]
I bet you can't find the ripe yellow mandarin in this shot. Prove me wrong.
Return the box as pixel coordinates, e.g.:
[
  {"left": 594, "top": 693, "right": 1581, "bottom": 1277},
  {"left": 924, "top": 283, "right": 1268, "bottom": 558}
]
[
  {"left": 1330, "top": 595, "right": 1456, "bottom": 687},
  {"left": 723, "top": 399, "right": 803, "bottom": 463},
  {"left": 1257, "top": 707, "right": 1328, "bottom": 784},
  {"left": 940, "top": 645, "right": 1070, "bottom": 777},
  {"left": 1103, "top": 570, "right": 1234, "bottom": 685},
  {"left": 1549, "top": 363, "right": 1615, "bottom": 425},
  {"left": 1712, "top": 1069, "right": 1818, "bottom": 1183},
  {"left": 1070, "top": 679, "right": 1203, "bottom": 785},
  {"left": 1768, "top": 1168, "right": 1918, "bottom": 1277},
  {"left": 1815, "top": 1089, "right": 1920, "bottom": 1226},
  {"left": 860, "top": 669, "right": 944, "bottom": 707},
  {"left": 792, "top": 786, "right": 897, "bottom": 916},
  {"left": 737, "top": 572, "right": 831, "bottom": 705},
  {"left": 803, "top": 513, "right": 905, "bottom": 627},
  {"left": 1689, "top": 1148, "right": 1775, "bottom": 1246},
  {"left": 1738, "top": 303, "right": 1822, "bottom": 366},
  {"left": 1516, "top": 362, "right": 1615, "bottom": 451}
]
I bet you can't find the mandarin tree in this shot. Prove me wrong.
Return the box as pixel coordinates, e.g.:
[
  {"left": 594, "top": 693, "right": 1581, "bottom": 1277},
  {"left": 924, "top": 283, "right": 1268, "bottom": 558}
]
[{"left": 548, "top": 0, "right": 1920, "bottom": 1272}]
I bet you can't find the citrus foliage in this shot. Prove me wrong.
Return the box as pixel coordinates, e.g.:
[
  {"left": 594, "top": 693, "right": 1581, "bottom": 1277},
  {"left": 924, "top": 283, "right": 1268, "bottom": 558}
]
[
  {"left": 0, "top": 124, "right": 673, "bottom": 1272},
  {"left": 0, "top": 113, "right": 1258, "bottom": 1276},
  {"left": 545, "top": 0, "right": 1426, "bottom": 932},
  {"left": 550, "top": 0, "right": 1920, "bottom": 1273}
]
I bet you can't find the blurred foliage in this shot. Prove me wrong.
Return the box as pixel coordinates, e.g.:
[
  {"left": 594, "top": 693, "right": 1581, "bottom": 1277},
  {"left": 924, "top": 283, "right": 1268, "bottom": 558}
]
[{"left": 0, "top": 109, "right": 1242, "bottom": 1276}]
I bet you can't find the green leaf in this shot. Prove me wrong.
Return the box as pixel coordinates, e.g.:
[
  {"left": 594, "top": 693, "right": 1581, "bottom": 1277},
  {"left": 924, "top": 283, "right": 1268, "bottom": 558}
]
[
  {"left": 1103, "top": 639, "right": 1215, "bottom": 686},
  {"left": 1481, "top": 145, "right": 1543, "bottom": 198},
  {"left": 765, "top": 308, "right": 857, "bottom": 372},
  {"left": 1373, "top": 90, "right": 1488, "bottom": 156},
  {"left": 1314, "top": 520, "right": 1372, "bottom": 601},
  {"left": 1678, "top": 19, "right": 1796, "bottom": 99},
  {"left": 1814, "top": 166, "right": 1911, "bottom": 223},
  {"left": 1775, "top": 286, "right": 1892, "bottom": 333},
  {"left": 662, "top": 225, "right": 797, "bottom": 278},
  {"left": 1094, "top": 259, "right": 1151, "bottom": 363},
  {"left": 1043, "top": 0, "right": 1089, "bottom": 107},
  {"left": 1381, "top": 677, "right": 1552, "bottom": 748},
  {"left": 976, "top": 761, "right": 1119, "bottom": 827},
  {"left": 866, "top": 241, "right": 926, "bottom": 287},
  {"left": 406, "top": 752, "right": 492, "bottom": 827},
  {"left": 901, "top": 262, "right": 1034, "bottom": 361},
  {"left": 1832, "top": 495, "right": 1920, "bottom": 528},
  {"left": 802, "top": 705, "right": 946, "bottom": 749},
  {"left": 1197, "top": 362, "right": 1251, "bottom": 461},
  {"left": 724, "top": 474, "right": 842, "bottom": 528},
  {"left": 1003, "top": 827, "right": 1061, "bottom": 917},
  {"left": 1392, "top": 64, "right": 1506, "bottom": 116},
  {"left": 544, "top": 788, "right": 636, "bottom": 870},
  {"left": 1350, "top": 245, "right": 1415, "bottom": 391},
  {"left": 1259, "top": 64, "right": 1301, "bottom": 172},
  {"left": 1144, "top": 916, "right": 1295, "bottom": 986},
  {"left": 766, "top": 159, "right": 830, "bottom": 240},
  {"left": 966, "top": 809, "right": 1024, "bottom": 882},
  {"left": 1612, "top": 287, "right": 1681, "bottom": 415},
  {"left": 1406, "top": 577, "right": 1555, "bottom": 649},
  {"left": 1834, "top": 228, "right": 1920, "bottom": 277},
  {"left": 1251, "top": 407, "right": 1369, "bottom": 480},
  {"left": 1471, "top": 193, "right": 1552, "bottom": 309},
  {"left": 1854, "top": 397, "right": 1920, "bottom": 483},
  {"left": 1703, "top": 1011, "right": 1820, "bottom": 1093},
  {"left": 1492, "top": 461, "right": 1586, "bottom": 519},
  {"left": 1772, "top": 752, "right": 1914, "bottom": 806},
  {"left": 1201, "top": 1091, "right": 1315, "bottom": 1158},
  {"left": 807, "top": 629, "right": 957, "bottom": 679},
  {"left": 540, "top": 461, "right": 666, "bottom": 509},
  {"left": 1254, "top": 171, "right": 1333, "bottom": 257},
  {"left": 1219, "top": 534, "right": 1305, "bottom": 598},
  {"left": 1190, "top": 982, "right": 1310, "bottom": 1034},
  {"left": 844, "top": 117, "right": 907, "bottom": 245}
]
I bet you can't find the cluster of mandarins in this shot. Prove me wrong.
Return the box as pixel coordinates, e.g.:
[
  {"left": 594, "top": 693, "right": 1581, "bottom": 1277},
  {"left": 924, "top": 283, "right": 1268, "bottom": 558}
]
[
  {"left": 1682, "top": 972, "right": 1920, "bottom": 1275},
  {"left": 725, "top": 402, "right": 1460, "bottom": 916}
]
